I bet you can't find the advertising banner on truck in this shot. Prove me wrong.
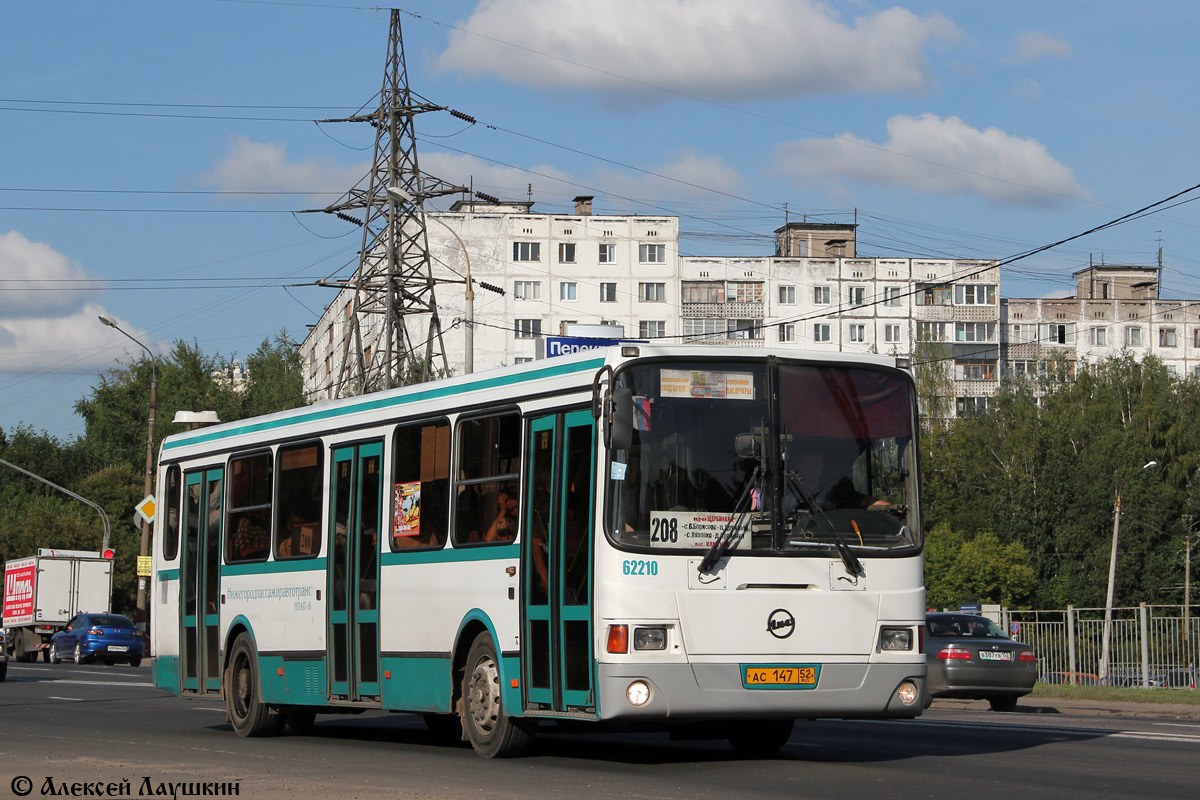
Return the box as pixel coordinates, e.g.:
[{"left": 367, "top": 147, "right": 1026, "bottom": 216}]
[{"left": 3, "top": 557, "right": 38, "bottom": 626}]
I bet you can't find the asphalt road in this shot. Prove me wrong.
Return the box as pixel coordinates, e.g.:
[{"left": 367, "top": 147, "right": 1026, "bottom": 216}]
[{"left": 2, "top": 660, "right": 1199, "bottom": 799}]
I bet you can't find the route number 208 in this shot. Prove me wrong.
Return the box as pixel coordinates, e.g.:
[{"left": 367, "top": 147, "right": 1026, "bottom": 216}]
[{"left": 650, "top": 517, "right": 679, "bottom": 543}]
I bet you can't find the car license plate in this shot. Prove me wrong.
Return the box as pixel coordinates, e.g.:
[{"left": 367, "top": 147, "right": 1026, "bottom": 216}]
[
  {"left": 979, "top": 650, "right": 1011, "bottom": 661},
  {"left": 107, "top": 645, "right": 128, "bottom": 652},
  {"left": 742, "top": 665, "right": 819, "bottom": 689}
]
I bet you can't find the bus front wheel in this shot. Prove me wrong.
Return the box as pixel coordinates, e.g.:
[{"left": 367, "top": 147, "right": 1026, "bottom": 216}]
[
  {"left": 226, "top": 633, "right": 282, "bottom": 737},
  {"left": 461, "top": 633, "right": 532, "bottom": 758}
]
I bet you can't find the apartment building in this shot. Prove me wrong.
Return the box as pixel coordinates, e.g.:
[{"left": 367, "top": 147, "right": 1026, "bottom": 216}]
[{"left": 300, "top": 200, "right": 1183, "bottom": 416}]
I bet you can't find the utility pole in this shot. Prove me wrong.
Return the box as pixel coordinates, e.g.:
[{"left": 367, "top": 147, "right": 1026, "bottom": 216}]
[{"left": 312, "top": 9, "right": 467, "bottom": 395}]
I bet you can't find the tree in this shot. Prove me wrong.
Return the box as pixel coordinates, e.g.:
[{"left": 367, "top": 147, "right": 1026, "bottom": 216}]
[
  {"left": 924, "top": 526, "right": 1036, "bottom": 609},
  {"left": 238, "top": 330, "right": 305, "bottom": 417}
]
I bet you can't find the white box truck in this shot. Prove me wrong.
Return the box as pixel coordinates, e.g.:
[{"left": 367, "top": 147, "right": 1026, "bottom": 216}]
[{"left": 3, "top": 549, "right": 114, "bottom": 662}]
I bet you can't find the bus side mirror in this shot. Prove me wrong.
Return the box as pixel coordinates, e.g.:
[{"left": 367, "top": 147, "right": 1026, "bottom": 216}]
[{"left": 608, "top": 387, "right": 633, "bottom": 452}]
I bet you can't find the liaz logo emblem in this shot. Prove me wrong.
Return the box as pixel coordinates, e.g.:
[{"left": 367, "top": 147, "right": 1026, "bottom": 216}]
[{"left": 766, "top": 608, "right": 795, "bottom": 639}]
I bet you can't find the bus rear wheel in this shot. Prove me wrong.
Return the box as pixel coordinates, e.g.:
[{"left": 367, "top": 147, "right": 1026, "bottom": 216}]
[
  {"left": 728, "top": 718, "right": 795, "bottom": 755},
  {"left": 226, "top": 633, "right": 282, "bottom": 737},
  {"left": 461, "top": 633, "right": 532, "bottom": 758}
]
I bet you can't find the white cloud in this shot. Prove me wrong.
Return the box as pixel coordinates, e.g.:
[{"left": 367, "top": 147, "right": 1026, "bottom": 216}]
[
  {"left": 590, "top": 151, "right": 744, "bottom": 204},
  {"left": 437, "top": 0, "right": 959, "bottom": 100},
  {"left": 419, "top": 152, "right": 573, "bottom": 203},
  {"left": 0, "top": 231, "right": 162, "bottom": 371},
  {"left": 1011, "top": 32, "right": 1072, "bottom": 64},
  {"left": 202, "top": 136, "right": 366, "bottom": 196},
  {"left": 773, "top": 113, "right": 1088, "bottom": 206}
]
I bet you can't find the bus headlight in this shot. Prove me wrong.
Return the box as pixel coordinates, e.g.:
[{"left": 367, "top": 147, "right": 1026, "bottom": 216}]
[
  {"left": 627, "top": 680, "right": 651, "bottom": 706},
  {"left": 633, "top": 627, "right": 667, "bottom": 650},
  {"left": 880, "top": 627, "right": 913, "bottom": 651}
]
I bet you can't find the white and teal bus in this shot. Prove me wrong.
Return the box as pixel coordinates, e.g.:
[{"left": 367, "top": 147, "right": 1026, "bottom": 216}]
[{"left": 151, "top": 344, "right": 926, "bottom": 757}]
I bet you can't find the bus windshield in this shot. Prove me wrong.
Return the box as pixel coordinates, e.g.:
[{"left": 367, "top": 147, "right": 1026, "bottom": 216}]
[{"left": 607, "top": 359, "right": 921, "bottom": 557}]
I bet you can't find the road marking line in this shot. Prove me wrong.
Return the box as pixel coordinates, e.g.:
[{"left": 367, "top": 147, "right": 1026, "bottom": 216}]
[
  {"left": 48, "top": 696, "right": 83, "bottom": 701},
  {"left": 192, "top": 707, "right": 227, "bottom": 712},
  {"left": 46, "top": 679, "right": 156, "bottom": 688}
]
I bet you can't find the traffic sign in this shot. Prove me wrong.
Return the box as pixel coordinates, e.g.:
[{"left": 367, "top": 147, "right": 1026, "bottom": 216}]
[
  {"left": 1010, "top": 621, "right": 1022, "bottom": 636},
  {"left": 135, "top": 494, "right": 156, "bottom": 524}
]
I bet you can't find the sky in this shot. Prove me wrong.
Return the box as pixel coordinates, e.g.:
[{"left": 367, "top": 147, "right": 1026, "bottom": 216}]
[{"left": 3, "top": 0, "right": 1200, "bottom": 441}]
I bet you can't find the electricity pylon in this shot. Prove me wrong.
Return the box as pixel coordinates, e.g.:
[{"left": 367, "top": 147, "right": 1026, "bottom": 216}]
[{"left": 315, "top": 9, "right": 467, "bottom": 395}]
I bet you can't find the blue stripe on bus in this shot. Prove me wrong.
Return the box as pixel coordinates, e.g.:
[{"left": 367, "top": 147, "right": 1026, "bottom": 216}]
[
  {"left": 221, "top": 558, "right": 328, "bottom": 577},
  {"left": 158, "top": 569, "right": 180, "bottom": 582},
  {"left": 163, "top": 357, "right": 605, "bottom": 451},
  {"left": 381, "top": 544, "right": 519, "bottom": 567}
]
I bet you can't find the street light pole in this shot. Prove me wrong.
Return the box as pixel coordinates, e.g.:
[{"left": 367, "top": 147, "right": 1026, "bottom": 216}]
[
  {"left": 387, "top": 186, "right": 474, "bottom": 374},
  {"left": 99, "top": 315, "right": 158, "bottom": 623},
  {"left": 1099, "top": 460, "right": 1157, "bottom": 682}
]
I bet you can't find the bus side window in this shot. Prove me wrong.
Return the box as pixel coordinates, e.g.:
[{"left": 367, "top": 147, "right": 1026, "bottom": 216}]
[
  {"left": 275, "top": 443, "right": 323, "bottom": 559},
  {"left": 392, "top": 419, "right": 450, "bottom": 550},
  {"left": 453, "top": 411, "right": 521, "bottom": 546}
]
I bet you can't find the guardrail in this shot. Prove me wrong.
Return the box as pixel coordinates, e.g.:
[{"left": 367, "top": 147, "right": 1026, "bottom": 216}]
[{"left": 1001, "top": 605, "right": 1199, "bottom": 688}]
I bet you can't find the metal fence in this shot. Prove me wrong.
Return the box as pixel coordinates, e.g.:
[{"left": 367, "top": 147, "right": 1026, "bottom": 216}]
[{"left": 1001, "top": 605, "right": 1200, "bottom": 688}]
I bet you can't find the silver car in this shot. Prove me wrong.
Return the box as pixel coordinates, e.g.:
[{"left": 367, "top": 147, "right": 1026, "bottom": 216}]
[{"left": 925, "top": 613, "right": 1036, "bottom": 711}]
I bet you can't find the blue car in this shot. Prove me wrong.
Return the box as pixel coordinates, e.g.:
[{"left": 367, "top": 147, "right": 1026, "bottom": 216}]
[{"left": 50, "top": 613, "right": 144, "bottom": 667}]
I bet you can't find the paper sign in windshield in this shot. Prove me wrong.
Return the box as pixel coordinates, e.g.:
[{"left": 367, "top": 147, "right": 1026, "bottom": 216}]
[
  {"left": 660, "top": 369, "right": 755, "bottom": 400},
  {"left": 648, "top": 511, "right": 749, "bottom": 548}
]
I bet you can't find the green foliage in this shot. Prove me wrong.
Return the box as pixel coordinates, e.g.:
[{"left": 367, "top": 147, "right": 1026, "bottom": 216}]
[
  {"left": 922, "top": 353, "right": 1200, "bottom": 609},
  {"left": 238, "top": 330, "right": 306, "bottom": 417},
  {"left": 924, "top": 525, "right": 1036, "bottom": 609},
  {"left": 2, "top": 335, "right": 304, "bottom": 615}
]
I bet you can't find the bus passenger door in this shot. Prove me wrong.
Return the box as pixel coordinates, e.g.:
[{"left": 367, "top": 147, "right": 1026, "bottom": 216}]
[
  {"left": 181, "top": 467, "right": 222, "bottom": 694},
  {"left": 328, "top": 442, "right": 383, "bottom": 701},
  {"left": 523, "top": 410, "right": 596, "bottom": 712}
]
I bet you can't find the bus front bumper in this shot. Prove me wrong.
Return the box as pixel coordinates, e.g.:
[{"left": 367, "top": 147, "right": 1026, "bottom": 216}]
[{"left": 596, "top": 661, "right": 926, "bottom": 721}]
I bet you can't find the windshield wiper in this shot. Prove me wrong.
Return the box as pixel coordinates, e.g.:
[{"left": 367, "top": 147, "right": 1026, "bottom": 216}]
[
  {"left": 697, "top": 465, "right": 761, "bottom": 575},
  {"left": 785, "top": 471, "right": 863, "bottom": 578}
]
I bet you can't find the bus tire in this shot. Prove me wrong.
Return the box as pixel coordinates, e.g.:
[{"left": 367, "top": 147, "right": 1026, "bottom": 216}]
[
  {"left": 727, "top": 718, "right": 794, "bottom": 755},
  {"left": 461, "top": 633, "right": 532, "bottom": 758},
  {"left": 226, "top": 633, "right": 282, "bottom": 737}
]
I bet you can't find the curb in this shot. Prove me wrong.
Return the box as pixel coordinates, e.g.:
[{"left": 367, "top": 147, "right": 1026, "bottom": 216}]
[{"left": 930, "top": 697, "right": 1200, "bottom": 720}]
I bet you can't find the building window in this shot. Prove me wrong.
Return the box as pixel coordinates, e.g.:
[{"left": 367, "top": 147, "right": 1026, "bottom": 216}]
[
  {"left": 813, "top": 286, "right": 831, "bottom": 305},
  {"left": 919, "top": 322, "right": 947, "bottom": 342},
  {"left": 683, "top": 281, "right": 724, "bottom": 303},
  {"left": 779, "top": 323, "right": 796, "bottom": 343},
  {"left": 1126, "top": 327, "right": 1143, "bottom": 347},
  {"left": 885, "top": 324, "right": 902, "bottom": 343},
  {"left": 513, "top": 241, "right": 540, "bottom": 262},
  {"left": 954, "top": 284, "right": 997, "bottom": 305},
  {"left": 728, "top": 319, "right": 763, "bottom": 340},
  {"left": 849, "top": 287, "right": 866, "bottom": 306},
  {"left": 639, "top": 320, "right": 665, "bottom": 339},
  {"left": 729, "top": 282, "right": 763, "bottom": 303},
  {"left": 682, "top": 318, "right": 724, "bottom": 340},
  {"left": 956, "top": 361, "right": 997, "bottom": 381},
  {"left": 956, "top": 322, "right": 997, "bottom": 342},
  {"left": 599, "top": 282, "right": 617, "bottom": 302},
  {"left": 559, "top": 282, "right": 577, "bottom": 301},
  {"left": 638, "top": 243, "right": 666, "bottom": 263},
  {"left": 956, "top": 397, "right": 991, "bottom": 417},
  {"left": 1009, "top": 324, "right": 1029, "bottom": 343},
  {"left": 513, "top": 280, "right": 541, "bottom": 300},
  {"left": 598, "top": 243, "right": 616, "bottom": 264},
  {"left": 813, "top": 323, "right": 831, "bottom": 342},
  {"left": 1160, "top": 328, "right": 1178, "bottom": 347},
  {"left": 514, "top": 357, "right": 532, "bottom": 364},
  {"left": 883, "top": 286, "right": 903, "bottom": 307},
  {"left": 778, "top": 285, "right": 796, "bottom": 305},
  {"left": 514, "top": 319, "right": 541, "bottom": 338},
  {"left": 558, "top": 242, "right": 576, "bottom": 263},
  {"left": 916, "top": 284, "right": 952, "bottom": 306},
  {"left": 1041, "top": 323, "right": 1075, "bottom": 345},
  {"left": 848, "top": 324, "right": 866, "bottom": 343},
  {"left": 638, "top": 282, "right": 666, "bottom": 302},
  {"left": 1091, "top": 327, "right": 1107, "bottom": 346},
  {"left": 1004, "top": 360, "right": 1036, "bottom": 378}
]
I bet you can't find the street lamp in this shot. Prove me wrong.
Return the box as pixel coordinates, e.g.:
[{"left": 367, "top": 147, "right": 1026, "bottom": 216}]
[
  {"left": 387, "top": 185, "right": 475, "bottom": 374},
  {"left": 99, "top": 314, "right": 158, "bottom": 624},
  {"left": 1099, "top": 459, "right": 1158, "bottom": 681}
]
